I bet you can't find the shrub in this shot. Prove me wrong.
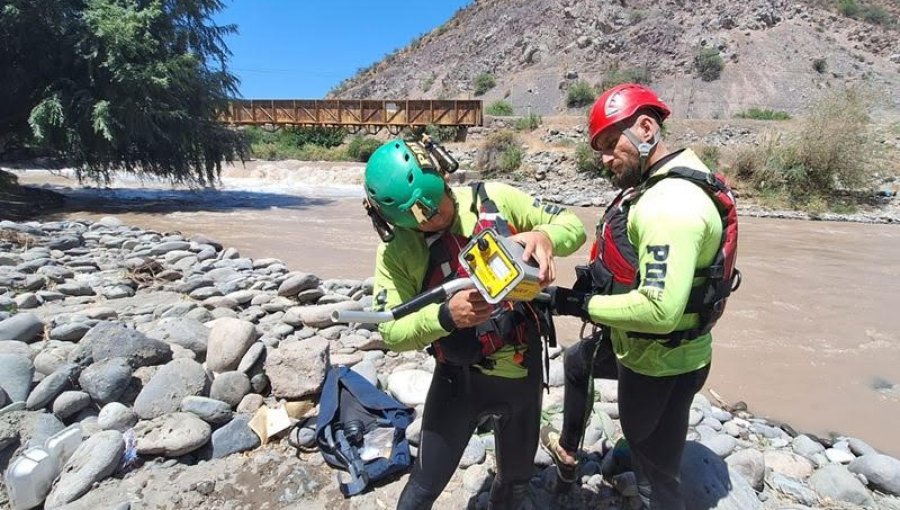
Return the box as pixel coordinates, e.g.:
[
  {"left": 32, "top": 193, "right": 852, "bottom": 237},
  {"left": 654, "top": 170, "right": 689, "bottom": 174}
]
[
  {"left": 813, "top": 58, "right": 828, "bottom": 74},
  {"left": 473, "top": 73, "right": 496, "bottom": 96},
  {"left": 734, "top": 108, "right": 792, "bottom": 120},
  {"left": 426, "top": 124, "right": 459, "bottom": 143},
  {"left": 477, "top": 130, "right": 523, "bottom": 174},
  {"left": 514, "top": 113, "right": 542, "bottom": 132},
  {"left": 420, "top": 76, "right": 434, "bottom": 92},
  {"left": 575, "top": 142, "right": 604, "bottom": 173},
  {"left": 567, "top": 80, "right": 596, "bottom": 108},
  {"left": 698, "top": 145, "right": 721, "bottom": 173},
  {"left": 629, "top": 9, "right": 646, "bottom": 24},
  {"left": 694, "top": 48, "right": 724, "bottom": 82},
  {"left": 600, "top": 65, "right": 652, "bottom": 90},
  {"left": 486, "top": 100, "right": 514, "bottom": 116},
  {"left": 861, "top": 5, "right": 893, "bottom": 25},
  {"left": 725, "top": 87, "right": 873, "bottom": 202},
  {"left": 838, "top": 0, "right": 861, "bottom": 18},
  {"left": 347, "top": 137, "right": 381, "bottom": 162}
]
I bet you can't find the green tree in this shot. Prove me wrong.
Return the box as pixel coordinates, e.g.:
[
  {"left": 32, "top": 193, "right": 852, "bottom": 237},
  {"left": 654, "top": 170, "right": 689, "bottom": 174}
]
[{"left": 1, "top": 0, "right": 244, "bottom": 184}]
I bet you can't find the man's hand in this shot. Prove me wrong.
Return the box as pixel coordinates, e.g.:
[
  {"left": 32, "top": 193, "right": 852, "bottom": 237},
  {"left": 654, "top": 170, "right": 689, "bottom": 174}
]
[
  {"left": 510, "top": 230, "right": 555, "bottom": 287},
  {"left": 446, "top": 288, "right": 493, "bottom": 328},
  {"left": 547, "top": 286, "right": 590, "bottom": 320}
]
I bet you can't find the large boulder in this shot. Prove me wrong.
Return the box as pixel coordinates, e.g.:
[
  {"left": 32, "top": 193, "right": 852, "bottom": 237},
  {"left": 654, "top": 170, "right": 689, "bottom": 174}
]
[
  {"left": 206, "top": 318, "right": 256, "bottom": 373},
  {"left": 849, "top": 454, "right": 900, "bottom": 496},
  {"left": 78, "top": 357, "right": 132, "bottom": 405},
  {"left": 264, "top": 337, "right": 329, "bottom": 399},
  {"left": 134, "top": 412, "right": 211, "bottom": 457},
  {"left": 142, "top": 317, "right": 209, "bottom": 357},
  {"left": 0, "top": 354, "right": 34, "bottom": 402},
  {"left": 133, "top": 359, "right": 209, "bottom": 420},
  {"left": 44, "top": 430, "right": 124, "bottom": 508},
  {"left": 809, "top": 463, "right": 875, "bottom": 507},
  {"left": 0, "top": 313, "right": 44, "bottom": 343},
  {"left": 81, "top": 322, "right": 172, "bottom": 368}
]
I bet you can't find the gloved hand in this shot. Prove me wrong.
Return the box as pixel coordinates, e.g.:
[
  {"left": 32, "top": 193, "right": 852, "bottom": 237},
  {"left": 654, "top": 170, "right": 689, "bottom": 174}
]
[{"left": 546, "top": 286, "right": 591, "bottom": 320}]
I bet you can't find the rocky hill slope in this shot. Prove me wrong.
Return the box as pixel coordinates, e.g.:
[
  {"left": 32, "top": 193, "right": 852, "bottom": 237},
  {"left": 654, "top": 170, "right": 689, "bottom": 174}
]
[{"left": 330, "top": 0, "right": 900, "bottom": 118}]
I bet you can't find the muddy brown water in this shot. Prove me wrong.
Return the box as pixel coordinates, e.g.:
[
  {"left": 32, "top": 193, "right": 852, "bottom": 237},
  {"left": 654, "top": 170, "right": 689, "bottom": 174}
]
[{"left": 16, "top": 169, "right": 900, "bottom": 457}]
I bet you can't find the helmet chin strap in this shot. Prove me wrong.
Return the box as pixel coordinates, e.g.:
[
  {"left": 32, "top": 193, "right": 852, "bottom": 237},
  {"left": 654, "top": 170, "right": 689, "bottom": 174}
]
[{"left": 620, "top": 125, "right": 661, "bottom": 175}]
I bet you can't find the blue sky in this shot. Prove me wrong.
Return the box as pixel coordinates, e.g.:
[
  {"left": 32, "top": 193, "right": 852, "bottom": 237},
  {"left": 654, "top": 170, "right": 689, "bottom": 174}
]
[{"left": 215, "top": 1, "right": 472, "bottom": 99}]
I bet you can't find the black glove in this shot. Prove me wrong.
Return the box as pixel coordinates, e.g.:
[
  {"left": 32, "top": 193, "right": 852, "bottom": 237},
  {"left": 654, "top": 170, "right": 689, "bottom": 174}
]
[{"left": 547, "top": 286, "right": 590, "bottom": 320}]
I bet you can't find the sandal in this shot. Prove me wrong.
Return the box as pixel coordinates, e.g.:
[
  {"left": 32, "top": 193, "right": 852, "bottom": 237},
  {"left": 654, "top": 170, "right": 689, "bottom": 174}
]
[{"left": 539, "top": 424, "right": 578, "bottom": 484}]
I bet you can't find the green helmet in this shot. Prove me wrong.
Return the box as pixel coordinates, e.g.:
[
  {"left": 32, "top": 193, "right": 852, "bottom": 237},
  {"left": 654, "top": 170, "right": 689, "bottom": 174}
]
[{"left": 364, "top": 139, "right": 447, "bottom": 229}]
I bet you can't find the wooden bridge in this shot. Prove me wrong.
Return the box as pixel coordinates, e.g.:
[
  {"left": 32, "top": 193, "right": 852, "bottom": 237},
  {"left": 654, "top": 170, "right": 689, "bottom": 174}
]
[{"left": 223, "top": 99, "right": 482, "bottom": 134}]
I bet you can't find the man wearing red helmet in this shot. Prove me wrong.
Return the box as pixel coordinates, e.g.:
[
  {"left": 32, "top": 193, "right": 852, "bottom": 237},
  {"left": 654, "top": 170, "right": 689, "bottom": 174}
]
[{"left": 542, "top": 83, "right": 740, "bottom": 510}]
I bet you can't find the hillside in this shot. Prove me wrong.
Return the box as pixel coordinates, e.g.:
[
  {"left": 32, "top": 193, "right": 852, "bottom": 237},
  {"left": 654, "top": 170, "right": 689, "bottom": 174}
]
[{"left": 330, "top": 0, "right": 900, "bottom": 119}]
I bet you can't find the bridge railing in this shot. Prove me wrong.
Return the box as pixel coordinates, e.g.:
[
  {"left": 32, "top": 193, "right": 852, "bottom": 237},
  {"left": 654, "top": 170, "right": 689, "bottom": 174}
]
[{"left": 223, "top": 99, "right": 482, "bottom": 133}]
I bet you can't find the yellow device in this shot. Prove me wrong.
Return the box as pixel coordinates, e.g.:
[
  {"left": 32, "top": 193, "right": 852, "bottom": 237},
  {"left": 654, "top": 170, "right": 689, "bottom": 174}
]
[{"left": 458, "top": 228, "right": 542, "bottom": 304}]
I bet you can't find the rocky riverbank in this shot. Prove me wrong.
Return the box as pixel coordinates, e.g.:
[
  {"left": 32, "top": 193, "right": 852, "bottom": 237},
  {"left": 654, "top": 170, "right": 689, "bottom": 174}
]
[{"left": 1, "top": 218, "right": 900, "bottom": 509}]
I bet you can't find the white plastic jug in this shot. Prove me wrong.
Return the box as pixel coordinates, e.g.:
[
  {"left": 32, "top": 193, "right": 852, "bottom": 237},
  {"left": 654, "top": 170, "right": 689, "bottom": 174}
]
[
  {"left": 44, "top": 423, "right": 82, "bottom": 467},
  {"left": 5, "top": 423, "right": 84, "bottom": 510},
  {"left": 5, "top": 447, "right": 59, "bottom": 510}
]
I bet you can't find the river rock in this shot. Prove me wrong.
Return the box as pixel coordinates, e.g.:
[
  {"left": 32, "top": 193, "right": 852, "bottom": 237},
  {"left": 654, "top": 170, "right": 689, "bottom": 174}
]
[
  {"left": 701, "top": 433, "right": 737, "bottom": 458},
  {"left": 236, "top": 394, "right": 263, "bottom": 414},
  {"left": 78, "top": 357, "right": 132, "bottom": 404},
  {"left": 133, "top": 358, "right": 209, "bottom": 420},
  {"left": 201, "top": 414, "right": 260, "bottom": 460},
  {"left": 150, "top": 241, "right": 191, "bottom": 255},
  {"left": 725, "top": 447, "right": 765, "bottom": 491},
  {"left": 387, "top": 370, "right": 432, "bottom": 406},
  {"left": 0, "top": 353, "right": 34, "bottom": 402},
  {"left": 97, "top": 402, "right": 138, "bottom": 432},
  {"left": 847, "top": 437, "right": 877, "bottom": 457},
  {"left": 0, "top": 313, "right": 44, "bottom": 342},
  {"left": 282, "top": 300, "right": 363, "bottom": 329},
  {"left": 44, "top": 430, "right": 125, "bottom": 508},
  {"left": 277, "top": 273, "right": 320, "bottom": 297},
  {"left": 459, "top": 435, "right": 486, "bottom": 468},
  {"left": 0, "top": 341, "right": 35, "bottom": 360},
  {"left": 14, "top": 293, "right": 39, "bottom": 309},
  {"left": 52, "top": 391, "right": 92, "bottom": 420},
  {"left": 237, "top": 342, "right": 265, "bottom": 373},
  {"left": 265, "top": 337, "right": 329, "bottom": 398},
  {"left": 769, "top": 473, "right": 819, "bottom": 506},
  {"left": 33, "top": 346, "right": 72, "bottom": 375},
  {"left": 82, "top": 321, "right": 172, "bottom": 368},
  {"left": 142, "top": 317, "right": 209, "bottom": 356},
  {"left": 26, "top": 363, "right": 77, "bottom": 410},
  {"left": 682, "top": 442, "right": 762, "bottom": 509},
  {"left": 56, "top": 283, "right": 95, "bottom": 296},
  {"left": 48, "top": 322, "right": 92, "bottom": 342},
  {"left": 826, "top": 447, "right": 856, "bottom": 464},
  {"left": 809, "top": 463, "right": 875, "bottom": 507},
  {"left": 134, "top": 412, "right": 211, "bottom": 457},
  {"left": 765, "top": 449, "right": 815, "bottom": 480},
  {"left": 792, "top": 434, "right": 826, "bottom": 461},
  {"left": 206, "top": 318, "right": 256, "bottom": 372},
  {"left": 351, "top": 361, "right": 378, "bottom": 387},
  {"left": 209, "top": 371, "right": 251, "bottom": 408},
  {"left": 849, "top": 454, "right": 900, "bottom": 496},
  {"left": 181, "top": 396, "right": 233, "bottom": 424}
]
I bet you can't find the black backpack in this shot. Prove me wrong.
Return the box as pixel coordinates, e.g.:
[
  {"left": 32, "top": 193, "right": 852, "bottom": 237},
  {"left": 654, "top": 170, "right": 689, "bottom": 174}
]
[{"left": 315, "top": 366, "right": 415, "bottom": 497}]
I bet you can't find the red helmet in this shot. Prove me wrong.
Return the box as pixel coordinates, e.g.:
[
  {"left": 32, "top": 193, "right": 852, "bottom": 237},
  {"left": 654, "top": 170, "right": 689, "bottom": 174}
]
[{"left": 588, "top": 83, "right": 671, "bottom": 150}]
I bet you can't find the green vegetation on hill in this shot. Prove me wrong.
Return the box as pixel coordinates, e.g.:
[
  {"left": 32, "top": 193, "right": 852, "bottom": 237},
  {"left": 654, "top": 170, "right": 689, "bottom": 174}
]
[{"left": 724, "top": 87, "right": 876, "bottom": 209}]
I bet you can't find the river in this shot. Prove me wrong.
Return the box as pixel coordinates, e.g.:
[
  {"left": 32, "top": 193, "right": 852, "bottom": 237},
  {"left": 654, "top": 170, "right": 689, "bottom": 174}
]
[{"left": 12, "top": 165, "right": 900, "bottom": 457}]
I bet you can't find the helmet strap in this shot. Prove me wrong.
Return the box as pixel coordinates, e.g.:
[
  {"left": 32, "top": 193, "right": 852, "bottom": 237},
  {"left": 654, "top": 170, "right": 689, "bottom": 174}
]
[{"left": 619, "top": 123, "right": 660, "bottom": 175}]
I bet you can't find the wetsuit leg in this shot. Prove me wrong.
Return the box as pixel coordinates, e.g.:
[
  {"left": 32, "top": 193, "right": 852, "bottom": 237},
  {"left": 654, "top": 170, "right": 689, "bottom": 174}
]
[
  {"left": 617, "top": 363, "right": 710, "bottom": 510},
  {"left": 559, "top": 331, "right": 618, "bottom": 452},
  {"left": 487, "top": 355, "right": 543, "bottom": 510},
  {"left": 396, "top": 364, "right": 480, "bottom": 510}
]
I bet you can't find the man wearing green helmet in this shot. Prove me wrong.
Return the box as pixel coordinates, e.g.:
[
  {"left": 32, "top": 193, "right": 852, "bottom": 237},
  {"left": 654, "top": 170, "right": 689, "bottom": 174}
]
[{"left": 364, "top": 138, "right": 586, "bottom": 509}]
